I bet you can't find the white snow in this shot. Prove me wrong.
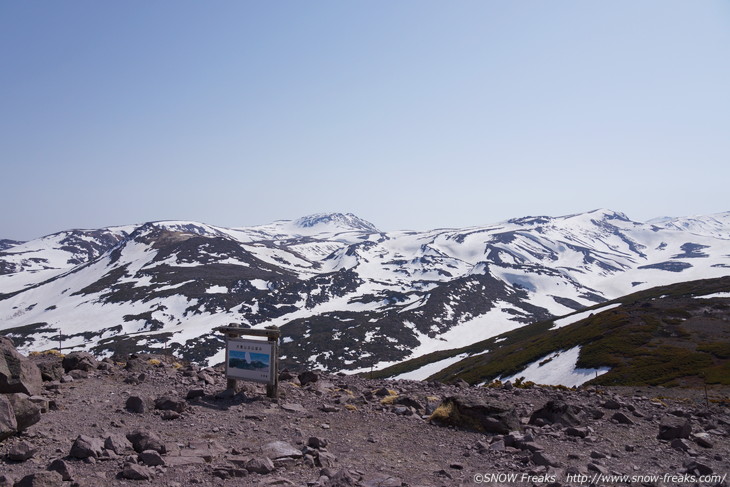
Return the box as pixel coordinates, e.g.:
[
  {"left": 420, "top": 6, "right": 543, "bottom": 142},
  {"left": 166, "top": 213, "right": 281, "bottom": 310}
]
[
  {"left": 205, "top": 285, "right": 228, "bottom": 294},
  {"left": 500, "top": 346, "right": 610, "bottom": 387},
  {"left": 551, "top": 303, "right": 622, "bottom": 329},
  {"left": 696, "top": 292, "right": 730, "bottom": 299},
  {"left": 392, "top": 353, "right": 468, "bottom": 381}
]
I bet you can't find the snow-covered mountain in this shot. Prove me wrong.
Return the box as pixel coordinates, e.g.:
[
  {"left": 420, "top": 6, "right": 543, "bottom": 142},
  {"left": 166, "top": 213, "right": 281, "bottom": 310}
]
[{"left": 1, "top": 209, "right": 729, "bottom": 371}]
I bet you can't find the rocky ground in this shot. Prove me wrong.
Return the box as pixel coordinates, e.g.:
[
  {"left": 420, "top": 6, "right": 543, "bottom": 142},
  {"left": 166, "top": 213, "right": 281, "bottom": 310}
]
[{"left": 1, "top": 340, "right": 729, "bottom": 487}]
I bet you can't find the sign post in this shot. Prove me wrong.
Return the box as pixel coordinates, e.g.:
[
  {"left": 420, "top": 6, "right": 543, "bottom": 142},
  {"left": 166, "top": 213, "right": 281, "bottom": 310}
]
[{"left": 215, "top": 324, "right": 280, "bottom": 398}]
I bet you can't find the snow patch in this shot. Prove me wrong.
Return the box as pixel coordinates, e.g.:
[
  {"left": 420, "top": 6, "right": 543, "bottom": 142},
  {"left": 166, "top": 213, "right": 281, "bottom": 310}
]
[
  {"left": 551, "top": 303, "right": 622, "bottom": 329},
  {"left": 500, "top": 346, "right": 610, "bottom": 387},
  {"left": 392, "top": 353, "right": 468, "bottom": 381}
]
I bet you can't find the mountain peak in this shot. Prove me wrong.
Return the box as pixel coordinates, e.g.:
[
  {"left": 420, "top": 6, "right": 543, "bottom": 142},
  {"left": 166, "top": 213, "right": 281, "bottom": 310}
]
[{"left": 292, "top": 213, "right": 379, "bottom": 233}]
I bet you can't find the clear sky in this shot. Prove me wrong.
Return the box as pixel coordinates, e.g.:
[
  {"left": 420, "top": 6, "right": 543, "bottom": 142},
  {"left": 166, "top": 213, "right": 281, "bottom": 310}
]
[{"left": 2, "top": 1, "right": 729, "bottom": 240}]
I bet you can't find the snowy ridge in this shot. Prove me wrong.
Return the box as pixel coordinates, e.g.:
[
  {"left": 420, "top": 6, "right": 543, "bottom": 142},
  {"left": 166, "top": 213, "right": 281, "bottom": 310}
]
[{"left": 1, "top": 210, "right": 729, "bottom": 371}]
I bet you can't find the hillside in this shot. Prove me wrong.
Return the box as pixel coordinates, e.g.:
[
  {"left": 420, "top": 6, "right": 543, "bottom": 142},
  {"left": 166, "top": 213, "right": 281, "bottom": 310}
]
[{"left": 376, "top": 276, "right": 730, "bottom": 388}]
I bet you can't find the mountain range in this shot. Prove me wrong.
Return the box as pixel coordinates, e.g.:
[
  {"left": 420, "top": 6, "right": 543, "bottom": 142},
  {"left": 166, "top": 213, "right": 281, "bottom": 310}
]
[{"left": 1, "top": 209, "right": 729, "bottom": 375}]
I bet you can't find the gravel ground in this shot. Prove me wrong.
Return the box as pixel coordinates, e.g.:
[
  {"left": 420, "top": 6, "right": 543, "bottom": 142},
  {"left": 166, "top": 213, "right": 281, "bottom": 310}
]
[{"left": 1, "top": 352, "right": 729, "bottom": 487}]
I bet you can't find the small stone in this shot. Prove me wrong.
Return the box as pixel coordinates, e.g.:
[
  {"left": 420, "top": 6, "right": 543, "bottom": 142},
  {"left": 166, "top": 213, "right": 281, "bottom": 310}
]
[
  {"left": 154, "top": 395, "right": 186, "bottom": 413},
  {"left": 297, "top": 370, "right": 319, "bottom": 386},
  {"left": 566, "top": 427, "right": 589, "bottom": 438},
  {"left": 533, "top": 451, "right": 561, "bottom": 467},
  {"left": 14, "top": 471, "right": 63, "bottom": 487},
  {"left": 47, "top": 458, "right": 73, "bottom": 481},
  {"left": 70, "top": 435, "right": 104, "bottom": 459},
  {"left": 8, "top": 441, "right": 36, "bottom": 461},
  {"left": 587, "top": 462, "right": 606, "bottom": 474},
  {"left": 307, "top": 437, "right": 328, "bottom": 449},
  {"left": 161, "top": 410, "right": 180, "bottom": 420},
  {"left": 261, "top": 441, "right": 303, "bottom": 459},
  {"left": 104, "top": 433, "right": 132, "bottom": 455},
  {"left": 126, "top": 429, "right": 166, "bottom": 454},
  {"left": 612, "top": 412, "right": 635, "bottom": 425},
  {"left": 125, "top": 396, "right": 147, "bottom": 414},
  {"left": 692, "top": 433, "right": 714, "bottom": 448},
  {"left": 658, "top": 416, "right": 691, "bottom": 440},
  {"left": 602, "top": 399, "right": 621, "bottom": 409},
  {"left": 138, "top": 449, "right": 165, "bottom": 466},
  {"left": 317, "top": 451, "right": 337, "bottom": 468},
  {"left": 671, "top": 438, "right": 691, "bottom": 452},
  {"left": 186, "top": 389, "right": 205, "bottom": 400},
  {"left": 246, "top": 457, "right": 275, "bottom": 474},
  {"left": 121, "top": 463, "right": 151, "bottom": 480}
]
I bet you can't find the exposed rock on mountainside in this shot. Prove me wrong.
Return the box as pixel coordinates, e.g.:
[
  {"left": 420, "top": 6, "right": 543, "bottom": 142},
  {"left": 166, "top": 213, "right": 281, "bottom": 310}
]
[
  {"left": 1, "top": 210, "right": 729, "bottom": 372},
  {"left": 0, "top": 338, "right": 728, "bottom": 486}
]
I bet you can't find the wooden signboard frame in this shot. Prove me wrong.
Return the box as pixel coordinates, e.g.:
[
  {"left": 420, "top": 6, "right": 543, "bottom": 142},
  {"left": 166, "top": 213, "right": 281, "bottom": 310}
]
[{"left": 215, "top": 324, "right": 280, "bottom": 398}]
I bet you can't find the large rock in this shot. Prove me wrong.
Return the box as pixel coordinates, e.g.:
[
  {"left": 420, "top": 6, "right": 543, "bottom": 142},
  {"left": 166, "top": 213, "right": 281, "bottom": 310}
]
[
  {"left": 69, "top": 435, "right": 104, "bottom": 459},
  {"left": 126, "top": 429, "right": 166, "bottom": 454},
  {"left": 8, "top": 441, "right": 36, "bottom": 461},
  {"left": 154, "top": 395, "right": 187, "bottom": 413},
  {"left": 7, "top": 393, "right": 42, "bottom": 431},
  {"left": 246, "top": 457, "right": 275, "bottom": 474},
  {"left": 529, "top": 400, "right": 582, "bottom": 427},
  {"left": 14, "top": 471, "right": 64, "bottom": 487},
  {"left": 0, "top": 395, "right": 18, "bottom": 441},
  {"left": 261, "top": 440, "right": 303, "bottom": 459},
  {"left": 47, "top": 459, "right": 73, "bottom": 481},
  {"left": 0, "top": 336, "right": 43, "bottom": 395},
  {"left": 61, "top": 352, "right": 98, "bottom": 373},
  {"left": 105, "top": 433, "right": 133, "bottom": 455},
  {"left": 125, "top": 396, "right": 150, "bottom": 414},
  {"left": 658, "top": 416, "right": 691, "bottom": 440},
  {"left": 429, "top": 395, "right": 520, "bottom": 434},
  {"left": 29, "top": 354, "right": 65, "bottom": 382}
]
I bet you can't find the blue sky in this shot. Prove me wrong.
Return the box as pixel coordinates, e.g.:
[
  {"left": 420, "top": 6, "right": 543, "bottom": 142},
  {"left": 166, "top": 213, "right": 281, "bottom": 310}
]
[{"left": 2, "top": 1, "right": 729, "bottom": 240}]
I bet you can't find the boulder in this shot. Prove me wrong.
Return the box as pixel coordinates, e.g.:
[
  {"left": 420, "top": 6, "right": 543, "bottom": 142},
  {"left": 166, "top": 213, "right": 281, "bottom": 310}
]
[
  {"left": 7, "top": 393, "right": 42, "bottom": 431},
  {"left": 138, "top": 449, "right": 165, "bottom": 466},
  {"left": 529, "top": 400, "right": 582, "bottom": 427},
  {"left": 429, "top": 395, "right": 520, "bottom": 434},
  {"left": 14, "top": 471, "right": 63, "bottom": 487},
  {"left": 186, "top": 388, "right": 205, "bottom": 400},
  {"left": 612, "top": 412, "right": 635, "bottom": 425},
  {"left": 565, "top": 427, "right": 589, "bottom": 438},
  {"left": 154, "top": 395, "right": 187, "bottom": 413},
  {"left": 69, "top": 435, "right": 104, "bottom": 459},
  {"left": 298, "top": 370, "right": 319, "bottom": 386},
  {"left": 30, "top": 356, "right": 64, "bottom": 382},
  {"left": 47, "top": 458, "right": 73, "bottom": 481},
  {"left": 8, "top": 440, "right": 36, "bottom": 461},
  {"left": 532, "top": 451, "right": 561, "bottom": 467},
  {"left": 246, "top": 456, "right": 275, "bottom": 474},
  {"left": 0, "top": 336, "right": 43, "bottom": 396},
  {"left": 125, "top": 396, "right": 149, "bottom": 414},
  {"left": 121, "top": 463, "right": 151, "bottom": 480},
  {"left": 126, "top": 429, "right": 166, "bottom": 454},
  {"left": 104, "top": 433, "right": 133, "bottom": 455},
  {"left": 261, "top": 440, "right": 303, "bottom": 459},
  {"left": 61, "top": 352, "right": 98, "bottom": 372},
  {"left": 658, "top": 416, "right": 691, "bottom": 440},
  {"left": 0, "top": 395, "right": 18, "bottom": 441}
]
